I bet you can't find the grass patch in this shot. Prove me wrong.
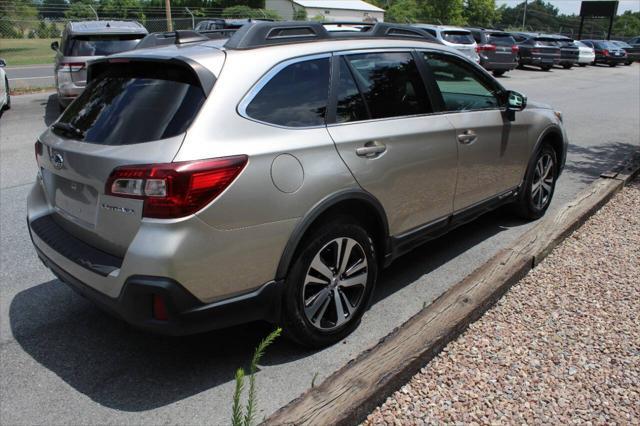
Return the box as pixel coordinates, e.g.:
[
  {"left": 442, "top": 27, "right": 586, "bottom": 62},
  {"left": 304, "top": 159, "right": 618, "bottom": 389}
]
[
  {"left": 0, "top": 38, "right": 57, "bottom": 66},
  {"left": 10, "top": 86, "right": 55, "bottom": 95}
]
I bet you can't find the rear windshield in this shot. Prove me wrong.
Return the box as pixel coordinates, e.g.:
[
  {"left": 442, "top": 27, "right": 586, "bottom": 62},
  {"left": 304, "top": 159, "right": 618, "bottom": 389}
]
[
  {"left": 534, "top": 38, "right": 558, "bottom": 46},
  {"left": 595, "top": 41, "right": 620, "bottom": 49},
  {"left": 64, "top": 34, "right": 144, "bottom": 56},
  {"left": 487, "top": 33, "right": 516, "bottom": 46},
  {"left": 442, "top": 31, "right": 475, "bottom": 45},
  {"left": 55, "top": 62, "right": 205, "bottom": 145},
  {"left": 555, "top": 39, "right": 576, "bottom": 47}
]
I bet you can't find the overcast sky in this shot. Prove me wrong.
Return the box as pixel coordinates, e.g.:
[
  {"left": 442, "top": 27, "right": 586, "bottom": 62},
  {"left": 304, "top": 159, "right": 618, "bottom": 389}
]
[{"left": 495, "top": 1, "right": 640, "bottom": 15}]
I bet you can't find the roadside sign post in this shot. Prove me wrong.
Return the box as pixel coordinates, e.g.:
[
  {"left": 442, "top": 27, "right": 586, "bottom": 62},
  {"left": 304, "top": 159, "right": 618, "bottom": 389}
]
[{"left": 577, "top": 1, "right": 619, "bottom": 40}]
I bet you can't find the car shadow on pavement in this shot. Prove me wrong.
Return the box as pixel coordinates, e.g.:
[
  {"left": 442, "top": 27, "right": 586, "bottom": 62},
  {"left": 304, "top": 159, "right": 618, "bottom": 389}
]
[
  {"left": 372, "top": 204, "right": 521, "bottom": 303},
  {"left": 9, "top": 281, "right": 309, "bottom": 412},
  {"left": 43, "top": 94, "right": 60, "bottom": 126},
  {"left": 8, "top": 205, "right": 525, "bottom": 412},
  {"left": 564, "top": 141, "right": 639, "bottom": 184}
]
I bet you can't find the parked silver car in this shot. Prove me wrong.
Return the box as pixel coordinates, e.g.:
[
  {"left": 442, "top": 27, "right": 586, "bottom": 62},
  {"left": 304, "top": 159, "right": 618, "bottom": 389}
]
[
  {"left": 412, "top": 24, "right": 480, "bottom": 63},
  {"left": 29, "top": 22, "right": 567, "bottom": 347},
  {"left": 51, "top": 20, "right": 147, "bottom": 109}
]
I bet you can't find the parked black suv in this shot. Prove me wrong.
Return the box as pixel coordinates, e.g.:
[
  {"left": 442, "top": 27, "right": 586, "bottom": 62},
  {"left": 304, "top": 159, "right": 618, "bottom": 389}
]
[
  {"left": 548, "top": 35, "right": 579, "bottom": 69},
  {"left": 467, "top": 28, "right": 518, "bottom": 76},
  {"left": 512, "top": 32, "right": 561, "bottom": 71},
  {"left": 581, "top": 40, "right": 628, "bottom": 67}
]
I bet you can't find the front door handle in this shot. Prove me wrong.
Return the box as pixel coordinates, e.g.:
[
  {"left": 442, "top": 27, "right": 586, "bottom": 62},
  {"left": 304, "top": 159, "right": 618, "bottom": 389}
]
[
  {"left": 457, "top": 130, "right": 478, "bottom": 145},
  {"left": 356, "top": 141, "right": 387, "bottom": 158}
]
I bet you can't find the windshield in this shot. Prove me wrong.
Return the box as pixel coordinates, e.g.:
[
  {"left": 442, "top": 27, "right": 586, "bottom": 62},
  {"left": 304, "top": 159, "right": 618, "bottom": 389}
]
[
  {"left": 55, "top": 62, "right": 205, "bottom": 145},
  {"left": 487, "top": 33, "right": 516, "bottom": 46},
  {"left": 442, "top": 31, "right": 475, "bottom": 45},
  {"left": 64, "top": 35, "right": 144, "bottom": 56},
  {"left": 613, "top": 41, "right": 631, "bottom": 48},
  {"left": 555, "top": 39, "right": 576, "bottom": 47},
  {"left": 535, "top": 38, "right": 558, "bottom": 47}
]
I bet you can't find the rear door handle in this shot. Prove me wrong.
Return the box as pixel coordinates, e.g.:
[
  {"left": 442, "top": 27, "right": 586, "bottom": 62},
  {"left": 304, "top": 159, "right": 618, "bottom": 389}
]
[
  {"left": 356, "top": 141, "right": 387, "bottom": 158},
  {"left": 457, "top": 130, "right": 478, "bottom": 145}
]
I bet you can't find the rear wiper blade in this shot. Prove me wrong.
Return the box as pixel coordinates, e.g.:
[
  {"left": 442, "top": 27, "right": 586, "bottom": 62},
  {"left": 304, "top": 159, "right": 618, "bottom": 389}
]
[{"left": 52, "top": 122, "right": 85, "bottom": 139}]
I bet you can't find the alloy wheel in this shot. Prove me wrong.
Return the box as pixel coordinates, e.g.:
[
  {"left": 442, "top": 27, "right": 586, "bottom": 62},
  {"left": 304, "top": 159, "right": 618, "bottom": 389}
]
[
  {"left": 531, "top": 153, "right": 555, "bottom": 210},
  {"left": 302, "top": 237, "right": 368, "bottom": 331}
]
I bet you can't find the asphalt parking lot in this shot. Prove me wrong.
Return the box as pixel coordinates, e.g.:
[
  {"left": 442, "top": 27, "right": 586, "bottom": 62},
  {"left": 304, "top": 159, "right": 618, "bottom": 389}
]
[{"left": 1, "top": 64, "right": 638, "bottom": 425}]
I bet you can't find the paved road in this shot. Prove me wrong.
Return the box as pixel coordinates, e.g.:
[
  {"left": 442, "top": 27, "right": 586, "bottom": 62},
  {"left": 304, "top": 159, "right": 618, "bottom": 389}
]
[
  {"left": 0, "top": 64, "right": 638, "bottom": 425},
  {"left": 5, "top": 65, "right": 55, "bottom": 89}
]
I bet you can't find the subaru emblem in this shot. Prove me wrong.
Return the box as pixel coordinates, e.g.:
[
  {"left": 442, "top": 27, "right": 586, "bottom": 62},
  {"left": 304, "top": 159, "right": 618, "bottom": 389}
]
[{"left": 52, "top": 152, "right": 64, "bottom": 169}]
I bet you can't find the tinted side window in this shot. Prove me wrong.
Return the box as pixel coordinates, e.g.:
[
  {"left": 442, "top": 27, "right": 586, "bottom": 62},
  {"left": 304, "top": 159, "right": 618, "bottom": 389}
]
[
  {"left": 344, "top": 52, "right": 432, "bottom": 119},
  {"left": 424, "top": 53, "right": 500, "bottom": 112},
  {"left": 246, "top": 58, "right": 329, "bottom": 127},
  {"left": 335, "top": 57, "right": 368, "bottom": 123}
]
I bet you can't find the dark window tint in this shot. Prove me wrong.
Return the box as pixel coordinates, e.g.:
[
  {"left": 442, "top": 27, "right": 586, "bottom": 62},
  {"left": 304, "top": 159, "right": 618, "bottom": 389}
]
[
  {"left": 335, "top": 57, "right": 368, "bottom": 123},
  {"left": 64, "top": 35, "right": 144, "bottom": 56},
  {"left": 442, "top": 31, "right": 475, "bottom": 45},
  {"left": 345, "top": 52, "right": 432, "bottom": 119},
  {"left": 246, "top": 58, "right": 329, "bottom": 127},
  {"left": 55, "top": 62, "right": 205, "bottom": 144},
  {"left": 425, "top": 53, "right": 500, "bottom": 111},
  {"left": 470, "top": 31, "right": 482, "bottom": 43},
  {"left": 534, "top": 37, "right": 558, "bottom": 46},
  {"left": 487, "top": 33, "right": 516, "bottom": 46}
]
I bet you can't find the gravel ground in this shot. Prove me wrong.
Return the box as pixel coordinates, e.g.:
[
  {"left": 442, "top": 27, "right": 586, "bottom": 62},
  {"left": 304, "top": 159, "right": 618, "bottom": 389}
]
[{"left": 365, "top": 178, "right": 640, "bottom": 425}]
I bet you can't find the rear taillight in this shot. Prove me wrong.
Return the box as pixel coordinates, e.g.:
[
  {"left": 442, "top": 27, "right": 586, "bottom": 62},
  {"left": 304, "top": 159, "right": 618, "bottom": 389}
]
[
  {"left": 105, "top": 155, "right": 248, "bottom": 219},
  {"left": 60, "top": 62, "right": 85, "bottom": 72},
  {"left": 511, "top": 45, "right": 519, "bottom": 53},
  {"left": 476, "top": 44, "right": 496, "bottom": 52},
  {"left": 602, "top": 49, "right": 609, "bottom": 56},
  {"left": 35, "top": 141, "right": 43, "bottom": 162}
]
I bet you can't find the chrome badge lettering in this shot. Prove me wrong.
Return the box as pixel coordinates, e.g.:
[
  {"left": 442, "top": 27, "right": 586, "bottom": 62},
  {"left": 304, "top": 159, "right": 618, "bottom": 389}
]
[{"left": 101, "top": 204, "right": 135, "bottom": 215}]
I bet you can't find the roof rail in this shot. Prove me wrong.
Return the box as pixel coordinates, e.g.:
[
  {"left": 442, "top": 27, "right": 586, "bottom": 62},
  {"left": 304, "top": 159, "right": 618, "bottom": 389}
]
[
  {"left": 224, "top": 21, "right": 440, "bottom": 50},
  {"left": 135, "top": 29, "right": 239, "bottom": 49}
]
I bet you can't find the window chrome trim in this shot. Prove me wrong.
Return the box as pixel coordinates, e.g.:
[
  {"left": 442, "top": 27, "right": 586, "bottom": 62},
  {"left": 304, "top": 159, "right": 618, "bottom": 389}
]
[{"left": 237, "top": 53, "right": 332, "bottom": 130}]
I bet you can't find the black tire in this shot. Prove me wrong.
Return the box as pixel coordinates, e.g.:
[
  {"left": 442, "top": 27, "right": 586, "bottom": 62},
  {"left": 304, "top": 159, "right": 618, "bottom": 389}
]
[
  {"left": 625, "top": 61, "right": 632, "bottom": 66},
  {"left": 578, "top": 63, "right": 587, "bottom": 67},
  {"left": 282, "top": 219, "right": 378, "bottom": 348},
  {"left": 562, "top": 64, "right": 572, "bottom": 69},
  {"left": 609, "top": 63, "right": 617, "bottom": 67},
  {"left": 2, "top": 78, "right": 9, "bottom": 110},
  {"left": 492, "top": 70, "right": 506, "bottom": 77},
  {"left": 514, "top": 143, "right": 558, "bottom": 220},
  {"left": 541, "top": 66, "right": 552, "bottom": 71}
]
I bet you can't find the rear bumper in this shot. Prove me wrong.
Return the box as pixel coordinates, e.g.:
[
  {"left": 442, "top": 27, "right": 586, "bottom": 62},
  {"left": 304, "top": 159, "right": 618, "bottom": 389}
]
[
  {"left": 595, "top": 56, "right": 626, "bottom": 64},
  {"left": 33, "top": 241, "right": 283, "bottom": 335},
  {"left": 520, "top": 56, "right": 557, "bottom": 67},
  {"left": 480, "top": 60, "right": 517, "bottom": 71}
]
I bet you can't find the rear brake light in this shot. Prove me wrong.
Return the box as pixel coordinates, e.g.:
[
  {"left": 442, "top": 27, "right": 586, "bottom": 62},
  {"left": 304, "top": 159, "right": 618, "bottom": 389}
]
[
  {"left": 602, "top": 49, "right": 609, "bottom": 56},
  {"left": 511, "top": 45, "right": 519, "bottom": 53},
  {"left": 105, "top": 155, "right": 248, "bottom": 219},
  {"left": 60, "top": 62, "right": 85, "bottom": 72},
  {"left": 476, "top": 44, "right": 496, "bottom": 52},
  {"left": 35, "top": 141, "right": 43, "bottom": 161}
]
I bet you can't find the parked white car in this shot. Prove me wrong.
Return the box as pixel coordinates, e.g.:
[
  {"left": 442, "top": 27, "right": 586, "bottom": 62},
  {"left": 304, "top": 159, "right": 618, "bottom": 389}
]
[
  {"left": 575, "top": 41, "right": 595, "bottom": 67},
  {"left": 412, "top": 24, "right": 480, "bottom": 63},
  {"left": 0, "top": 58, "right": 10, "bottom": 111}
]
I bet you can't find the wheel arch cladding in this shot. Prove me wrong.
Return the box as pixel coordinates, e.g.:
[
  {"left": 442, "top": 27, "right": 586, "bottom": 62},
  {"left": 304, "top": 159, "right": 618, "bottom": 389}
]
[
  {"left": 275, "top": 190, "right": 389, "bottom": 280},
  {"left": 537, "top": 127, "right": 565, "bottom": 172}
]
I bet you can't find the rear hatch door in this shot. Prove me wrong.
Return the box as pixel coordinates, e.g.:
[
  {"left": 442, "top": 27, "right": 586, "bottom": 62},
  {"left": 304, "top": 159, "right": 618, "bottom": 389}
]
[
  {"left": 38, "top": 59, "right": 210, "bottom": 257},
  {"left": 486, "top": 33, "right": 517, "bottom": 63}
]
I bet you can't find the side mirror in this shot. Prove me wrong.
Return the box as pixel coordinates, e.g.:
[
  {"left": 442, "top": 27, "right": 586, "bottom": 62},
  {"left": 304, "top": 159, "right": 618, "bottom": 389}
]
[
  {"left": 50, "top": 41, "right": 60, "bottom": 52},
  {"left": 0, "top": 59, "right": 6, "bottom": 67},
  {"left": 505, "top": 90, "right": 527, "bottom": 121}
]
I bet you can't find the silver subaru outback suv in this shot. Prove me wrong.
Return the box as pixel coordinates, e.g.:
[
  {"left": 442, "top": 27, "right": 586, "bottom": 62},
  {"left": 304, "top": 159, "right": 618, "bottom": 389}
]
[{"left": 28, "top": 22, "right": 567, "bottom": 347}]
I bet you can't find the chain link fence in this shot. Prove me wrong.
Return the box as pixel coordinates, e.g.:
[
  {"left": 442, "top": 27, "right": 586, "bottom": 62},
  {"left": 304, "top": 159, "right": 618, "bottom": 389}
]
[{"left": 0, "top": 16, "right": 630, "bottom": 40}]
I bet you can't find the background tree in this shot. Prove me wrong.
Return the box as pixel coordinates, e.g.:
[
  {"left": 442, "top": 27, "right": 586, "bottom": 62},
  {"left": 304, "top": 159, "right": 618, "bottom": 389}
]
[
  {"left": 385, "top": 0, "right": 420, "bottom": 23},
  {"left": 465, "top": 0, "right": 500, "bottom": 27},
  {"left": 422, "top": 0, "right": 465, "bottom": 25}
]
